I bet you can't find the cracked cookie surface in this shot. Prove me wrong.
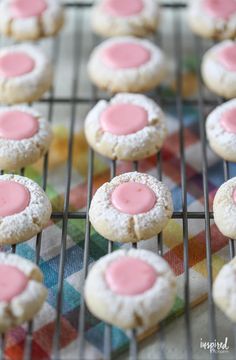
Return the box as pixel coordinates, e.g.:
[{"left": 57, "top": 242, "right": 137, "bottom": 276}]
[
  {"left": 85, "top": 248, "right": 176, "bottom": 329},
  {"left": 85, "top": 93, "right": 167, "bottom": 161},
  {"left": 0, "top": 174, "right": 52, "bottom": 245},
  {"left": 89, "top": 171, "right": 173, "bottom": 243},
  {"left": 201, "top": 40, "right": 236, "bottom": 98},
  {"left": 0, "top": 105, "right": 52, "bottom": 170},
  {"left": 0, "top": 0, "right": 64, "bottom": 41},
  {"left": 0, "top": 252, "right": 47, "bottom": 332}
]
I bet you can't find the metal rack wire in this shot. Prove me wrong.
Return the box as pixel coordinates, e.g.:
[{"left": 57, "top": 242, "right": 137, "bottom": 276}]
[{"left": 0, "top": 1, "right": 236, "bottom": 360}]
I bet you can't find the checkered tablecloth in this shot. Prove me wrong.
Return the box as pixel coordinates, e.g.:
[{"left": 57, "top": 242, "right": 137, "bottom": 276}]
[{"left": 1, "top": 96, "right": 232, "bottom": 359}]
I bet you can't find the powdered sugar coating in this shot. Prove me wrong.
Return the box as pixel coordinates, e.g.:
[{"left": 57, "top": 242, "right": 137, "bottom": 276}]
[
  {"left": 0, "top": 44, "right": 53, "bottom": 104},
  {"left": 188, "top": 0, "right": 236, "bottom": 40},
  {"left": 213, "top": 177, "right": 236, "bottom": 239},
  {"left": 213, "top": 256, "right": 236, "bottom": 322},
  {"left": 89, "top": 172, "right": 173, "bottom": 243},
  {"left": 85, "top": 248, "right": 176, "bottom": 329},
  {"left": 85, "top": 93, "right": 167, "bottom": 161},
  {"left": 91, "top": 0, "right": 160, "bottom": 37},
  {"left": 0, "top": 105, "right": 52, "bottom": 170},
  {"left": 0, "top": 252, "right": 47, "bottom": 332},
  {"left": 206, "top": 99, "right": 236, "bottom": 161},
  {"left": 201, "top": 40, "right": 236, "bottom": 98},
  {"left": 0, "top": 0, "right": 64, "bottom": 41},
  {"left": 88, "top": 36, "right": 166, "bottom": 93},
  {"left": 0, "top": 174, "right": 52, "bottom": 245}
]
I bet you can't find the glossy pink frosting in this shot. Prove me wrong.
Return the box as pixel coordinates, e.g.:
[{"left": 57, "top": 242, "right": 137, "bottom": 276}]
[
  {"left": 0, "top": 52, "right": 35, "bottom": 78},
  {"left": 100, "top": 103, "right": 148, "bottom": 135},
  {"left": 0, "top": 264, "right": 28, "bottom": 302},
  {"left": 103, "top": 0, "right": 143, "bottom": 17},
  {"left": 203, "top": 0, "right": 236, "bottom": 20},
  {"left": 0, "top": 181, "right": 30, "bottom": 217},
  {"left": 111, "top": 182, "right": 156, "bottom": 215},
  {"left": 0, "top": 110, "right": 39, "bottom": 140},
  {"left": 217, "top": 44, "right": 236, "bottom": 71},
  {"left": 221, "top": 107, "right": 236, "bottom": 133},
  {"left": 101, "top": 42, "right": 151, "bottom": 69},
  {"left": 105, "top": 256, "right": 157, "bottom": 295},
  {"left": 10, "top": 0, "right": 47, "bottom": 19}
]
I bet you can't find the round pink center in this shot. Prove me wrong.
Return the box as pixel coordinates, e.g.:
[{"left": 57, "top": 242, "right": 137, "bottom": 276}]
[
  {"left": 111, "top": 182, "right": 156, "bottom": 215},
  {"left": 217, "top": 44, "right": 236, "bottom": 71},
  {"left": 0, "top": 52, "right": 35, "bottom": 78},
  {"left": 0, "top": 264, "right": 28, "bottom": 302},
  {"left": 203, "top": 0, "right": 236, "bottom": 20},
  {"left": 0, "top": 110, "right": 39, "bottom": 140},
  {"left": 10, "top": 0, "right": 47, "bottom": 19},
  {"left": 220, "top": 107, "right": 236, "bottom": 133},
  {"left": 103, "top": 0, "right": 143, "bottom": 17},
  {"left": 100, "top": 103, "right": 148, "bottom": 135},
  {"left": 0, "top": 181, "right": 30, "bottom": 217},
  {"left": 101, "top": 42, "right": 151, "bottom": 69},
  {"left": 105, "top": 256, "right": 157, "bottom": 295}
]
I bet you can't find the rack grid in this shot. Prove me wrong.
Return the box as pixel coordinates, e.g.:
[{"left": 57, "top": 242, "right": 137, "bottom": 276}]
[{"left": 0, "top": 1, "right": 235, "bottom": 360}]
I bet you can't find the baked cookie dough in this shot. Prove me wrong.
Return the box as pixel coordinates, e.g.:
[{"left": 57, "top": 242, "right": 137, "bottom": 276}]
[
  {"left": 0, "top": 174, "right": 52, "bottom": 245},
  {"left": 188, "top": 0, "right": 236, "bottom": 40},
  {"left": 0, "top": 43, "right": 53, "bottom": 104},
  {"left": 0, "top": 0, "right": 64, "bottom": 41},
  {"left": 85, "top": 249, "right": 176, "bottom": 329},
  {"left": 213, "top": 256, "right": 236, "bottom": 322},
  {"left": 89, "top": 172, "right": 173, "bottom": 243},
  {"left": 206, "top": 99, "right": 236, "bottom": 162},
  {"left": 213, "top": 177, "right": 236, "bottom": 239},
  {"left": 88, "top": 36, "right": 166, "bottom": 93},
  {"left": 0, "top": 105, "right": 52, "bottom": 170},
  {"left": 201, "top": 40, "right": 236, "bottom": 98},
  {"left": 0, "top": 252, "right": 47, "bottom": 332},
  {"left": 85, "top": 93, "right": 167, "bottom": 161},
  {"left": 91, "top": 0, "right": 160, "bottom": 38}
]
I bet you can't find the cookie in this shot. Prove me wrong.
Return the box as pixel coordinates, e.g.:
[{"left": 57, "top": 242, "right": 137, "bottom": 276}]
[
  {"left": 87, "top": 36, "right": 166, "bottom": 93},
  {"left": 0, "top": 43, "right": 53, "bottom": 105},
  {"left": 0, "top": 105, "right": 52, "bottom": 170},
  {"left": 0, "top": 174, "right": 52, "bottom": 246},
  {"left": 201, "top": 40, "right": 236, "bottom": 98},
  {"left": 89, "top": 172, "right": 173, "bottom": 243},
  {"left": 84, "top": 93, "right": 167, "bottom": 161},
  {"left": 213, "top": 177, "right": 236, "bottom": 239},
  {"left": 188, "top": 0, "right": 236, "bottom": 40},
  {"left": 91, "top": 0, "right": 160, "bottom": 38},
  {"left": 0, "top": 252, "right": 47, "bottom": 332},
  {"left": 0, "top": 0, "right": 64, "bottom": 41},
  {"left": 85, "top": 248, "right": 176, "bottom": 329},
  {"left": 213, "top": 256, "right": 236, "bottom": 322},
  {"left": 206, "top": 99, "right": 236, "bottom": 162}
]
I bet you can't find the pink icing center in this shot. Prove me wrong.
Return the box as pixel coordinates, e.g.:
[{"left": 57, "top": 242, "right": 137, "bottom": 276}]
[
  {"left": 221, "top": 107, "right": 236, "bottom": 133},
  {"left": 0, "top": 181, "right": 30, "bottom": 217},
  {"left": 101, "top": 42, "right": 151, "bottom": 69},
  {"left": 0, "top": 110, "right": 39, "bottom": 140},
  {"left": 105, "top": 256, "right": 157, "bottom": 295},
  {"left": 203, "top": 0, "right": 236, "bottom": 20},
  {"left": 217, "top": 44, "right": 236, "bottom": 71},
  {"left": 0, "top": 264, "right": 28, "bottom": 302},
  {"left": 100, "top": 103, "right": 148, "bottom": 135},
  {"left": 10, "top": 0, "right": 47, "bottom": 19},
  {"left": 0, "top": 52, "right": 35, "bottom": 78},
  {"left": 233, "top": 188, "right": 236, "bottom": 203},
  {"left": 111, "top": 182, "right": 156, "bottom": 215},
  {"left": 103, "top": 0, "right": 143, "bottom": 17}
]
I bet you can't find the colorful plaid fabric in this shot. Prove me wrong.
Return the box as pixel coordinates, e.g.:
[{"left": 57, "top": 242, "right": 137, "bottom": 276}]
[{"left": 1, "top": 98, "right": 232, "bottom": 359}]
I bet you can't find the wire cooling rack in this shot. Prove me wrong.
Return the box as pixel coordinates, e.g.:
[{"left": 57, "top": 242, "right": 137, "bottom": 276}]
[{"left": 0, "top": 1, "right": 236, "bottom": 360}]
